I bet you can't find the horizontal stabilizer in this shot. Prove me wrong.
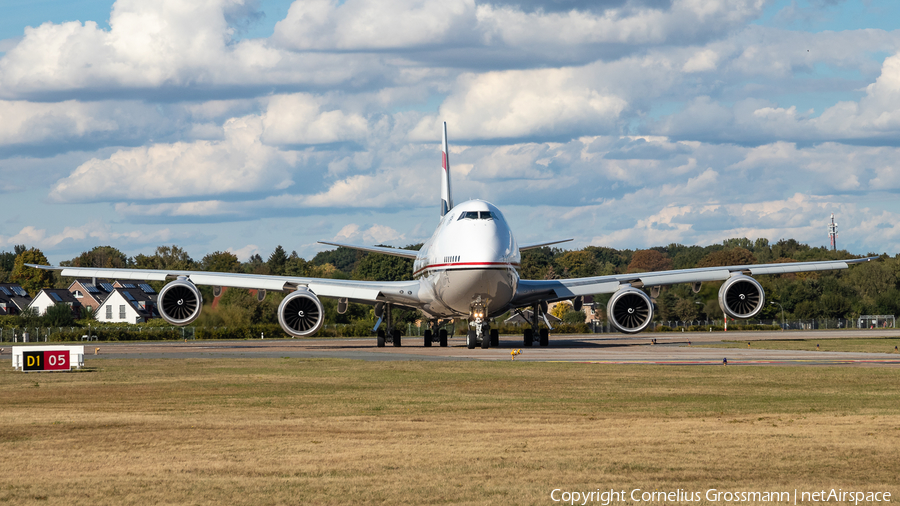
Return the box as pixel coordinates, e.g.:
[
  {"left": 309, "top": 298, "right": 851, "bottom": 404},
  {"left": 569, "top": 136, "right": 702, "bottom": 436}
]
[
  {"left": 519, "top": 239, "right": 573, "bottom": 251},
  {"left": 317, "top": 241, "right": 419, "bottom": 259}
]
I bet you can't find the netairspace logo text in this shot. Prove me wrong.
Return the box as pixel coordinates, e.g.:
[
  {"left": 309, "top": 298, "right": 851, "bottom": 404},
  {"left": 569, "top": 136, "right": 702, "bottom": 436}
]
[{"left": 550, "top": 489, "right": 892, "bottom": 505}]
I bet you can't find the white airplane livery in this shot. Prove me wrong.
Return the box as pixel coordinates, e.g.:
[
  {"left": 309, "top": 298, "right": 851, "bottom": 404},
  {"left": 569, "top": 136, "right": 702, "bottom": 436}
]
[{"left": 30, "top": 123, "right": 876, "bottom": 349}]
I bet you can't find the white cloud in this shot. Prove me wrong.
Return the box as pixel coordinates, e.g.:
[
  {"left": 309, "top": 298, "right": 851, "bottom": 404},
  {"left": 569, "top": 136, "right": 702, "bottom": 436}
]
[
  {"left": 0, "top": 0, "right": 389, "bottom": 99},
  {"left": 273, "top": 0, "right": 479, "bottom": 50},
  {"left": 261, "top": 94, "right": 368, "bottom": 145},
  {"left": 0, "top": 223, "right": 177, "bottom": 251},
  {"left": 332, "top": 223, "right": 404, "bottom": 245},
  {"left": 411, "top": 67, "right": 627, "bottom": 140},
  {"left": 227, "top": 244, "right": 260, "bottom": 262},
  {"left": 272, "top": 0, "right": 768, "bottom": 55},
  {"left": 49, "top": 116, "right": 298, "bottom": 203}
]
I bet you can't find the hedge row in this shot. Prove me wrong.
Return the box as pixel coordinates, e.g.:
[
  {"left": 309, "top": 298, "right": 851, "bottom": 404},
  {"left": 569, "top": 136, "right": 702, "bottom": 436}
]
[{"left": 652, "top": 324, "right": 781, "bottom": 332}]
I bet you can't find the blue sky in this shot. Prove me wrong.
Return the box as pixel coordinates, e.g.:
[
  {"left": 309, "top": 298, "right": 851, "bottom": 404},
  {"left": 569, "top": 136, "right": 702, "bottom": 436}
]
[{"left": 1, "top": 0, "right": 900, "bottom": 264}]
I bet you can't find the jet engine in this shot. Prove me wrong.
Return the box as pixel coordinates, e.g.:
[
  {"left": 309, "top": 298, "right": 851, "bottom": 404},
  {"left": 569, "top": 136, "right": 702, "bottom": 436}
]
[
  {"left": 607, "top": 287, "right": 654, "bottom": 333},
  {"left": 277, "top": 288, "right": 324, "bottom": 337},
  {"left": 718, "top": 275, "right": 765, "bottom": 319},
  {"left": 158, "top": 279, "right": 203, "bottom": 325}
]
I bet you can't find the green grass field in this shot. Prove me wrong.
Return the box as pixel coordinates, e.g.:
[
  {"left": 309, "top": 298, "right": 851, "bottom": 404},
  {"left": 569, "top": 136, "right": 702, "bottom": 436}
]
[
  {"left": 697, "top": 337, "right": 900, "bottom": 354},
  {"left": 1, "top": 359, "right": 899, "bottom": 505}
]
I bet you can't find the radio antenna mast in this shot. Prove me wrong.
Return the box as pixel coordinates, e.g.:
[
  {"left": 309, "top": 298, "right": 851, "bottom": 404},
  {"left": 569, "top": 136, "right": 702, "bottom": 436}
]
[{"left": 828, "top": 213, "right": 838, "bottom": 251}]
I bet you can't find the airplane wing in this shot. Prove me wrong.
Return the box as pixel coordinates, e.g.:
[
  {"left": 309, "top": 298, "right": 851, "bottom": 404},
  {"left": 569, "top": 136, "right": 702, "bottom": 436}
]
[
  {"left": 316, "top": 241, "right": 419, "bottom": 259},
  {"left": 25, "top": 264, "right": 423, "bottom": 307},
  {"left": 519, "top": 239, "right": 573, "bottom": 251},
  {"left": 511, "top": 256, "right": 879, "bottom": 306}
]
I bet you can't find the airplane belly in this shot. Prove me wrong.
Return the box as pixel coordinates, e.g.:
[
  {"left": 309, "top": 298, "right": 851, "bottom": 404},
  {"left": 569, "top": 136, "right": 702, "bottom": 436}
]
[{"left": 438, "top": 268, "right": 516, "bottom": 316}]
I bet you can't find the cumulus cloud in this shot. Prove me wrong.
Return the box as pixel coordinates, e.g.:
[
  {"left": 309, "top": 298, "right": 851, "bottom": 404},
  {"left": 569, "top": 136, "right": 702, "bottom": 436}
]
[
  {"left": 0, "top": 0, "right": 389, "bottom": 99},
  {"left": 332, "top": 223, "right": 405, "bottom": 245},
  {"left": 0, "top": 100, "right": 183, "bottom": 155},
  {"left": 261, "top": 93, "right": 368, "bottom": 145},
  {"left": 273, "top": 0, "right": 480, "bottom": 50},
  {"left": 273, "top": 0, "right": 767, "bottom": 59},
  {"left": 411, "top": 67, "right": 627, "bottom": 140},
  {"left": 49, "top": 116, "right": 298, "bottom": 203},
  {"left": 0, "top": 222, "right": 180, "bottom": 251}
]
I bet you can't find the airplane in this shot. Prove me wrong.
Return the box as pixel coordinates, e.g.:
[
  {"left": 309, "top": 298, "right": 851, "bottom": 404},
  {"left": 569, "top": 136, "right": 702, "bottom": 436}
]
[{"left": 29, "top": 122, "right": 877, "bottom": 349}]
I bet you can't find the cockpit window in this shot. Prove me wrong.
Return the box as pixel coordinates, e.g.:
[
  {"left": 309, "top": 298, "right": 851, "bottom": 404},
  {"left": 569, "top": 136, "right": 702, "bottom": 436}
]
[{"left": 458, "top": 211, "right": 494, "bottom": 220}]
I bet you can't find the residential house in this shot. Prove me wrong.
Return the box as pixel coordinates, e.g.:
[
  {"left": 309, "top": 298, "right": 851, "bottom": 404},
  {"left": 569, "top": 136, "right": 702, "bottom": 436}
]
[
  {"left": 27, "top": 289, "right": 83, "bottom": 317},
  {"left": 67, "top": 279, "right": 113, "bottom": 314},
  {"left": 95, "top": 287, "right": 159, "bottom": 324},
  {"left": 0, "top": 283, "right": 32, "bottom": 315}
]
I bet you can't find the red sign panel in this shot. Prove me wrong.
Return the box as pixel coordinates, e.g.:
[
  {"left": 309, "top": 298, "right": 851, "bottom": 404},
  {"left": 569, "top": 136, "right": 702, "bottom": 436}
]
[{"left": 22, "top": 350, "right": 71, "bottom": 371}]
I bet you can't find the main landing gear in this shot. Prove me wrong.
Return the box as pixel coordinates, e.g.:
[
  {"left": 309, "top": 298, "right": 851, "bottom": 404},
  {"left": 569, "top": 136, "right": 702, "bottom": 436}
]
[
  {"left": 521, "top": 303, "right": 550, "bottom": 347},
  {"left": 375, "top": 306, "right": 449, "bottom": 348},
  {"left": 423, "top": 320, "right": 449, "bottom": 348},
  {"left": 375, "top": 303, "right": 401, "bottom": 348}
]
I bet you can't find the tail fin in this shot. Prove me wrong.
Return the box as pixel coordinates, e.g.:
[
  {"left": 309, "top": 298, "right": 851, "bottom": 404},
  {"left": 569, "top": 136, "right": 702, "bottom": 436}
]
[{"left": 441, "top": 121, "right": 453, "bottom": 216}]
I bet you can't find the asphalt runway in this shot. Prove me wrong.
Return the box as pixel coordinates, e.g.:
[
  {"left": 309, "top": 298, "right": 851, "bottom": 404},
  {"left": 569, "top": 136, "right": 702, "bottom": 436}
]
[{"left": 11, "top": 329, "right": 900, "bottom": 366}]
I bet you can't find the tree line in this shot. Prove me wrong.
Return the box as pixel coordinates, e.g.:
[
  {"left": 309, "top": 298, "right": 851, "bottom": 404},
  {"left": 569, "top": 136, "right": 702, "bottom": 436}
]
[{"left": 1, "top": 237, "right": 895, "bottom": 330}]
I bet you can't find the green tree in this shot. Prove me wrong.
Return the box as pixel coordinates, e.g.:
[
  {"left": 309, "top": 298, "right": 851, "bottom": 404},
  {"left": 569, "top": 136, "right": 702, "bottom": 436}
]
[
  {"left": 201, "top": 251, "right": 241, "bottom": 272},
  {"left": 243, "top": 254, "right": 270, "bottom": 275},
  {"left": 311, "top": 247, "right": 365, "bottom": 275},
  {"left": 550, "top": 302, "right": 571, "bottom": 319},
  {"left": 563, "top": 309, "right": 586, "bottom": 324},
  {"left": 520, "top": 247, "right": 553, "bottom": 279},
  {"left": 697, "top": 247, "right": 757, "bottom": 268},
  {"left": 353, "top": 246, "right": 413, "bottom": 281},
  {"left": 267, "top": 245, "right": 288, "bottom": 275},
  {"left": 11, "top": 248, "right": 53, "bottom": 296},
  {"left": 134, "top": 245, "right": 195, "bottom": 271},
  {"left": 284, "top": 252, "right": 308, "bottom": 277},
  {"left": 44, "top": 303, "right": 75, "bottom": 326},
  {"left": 674, "top": 299, "right": 700, "bottom": 322},
  {"left": 62, "top": 245, "right": 128, "bottom": 268},
  {"left": 555, "top": 251, "right": 599, "bottom": 278},
  {"left": 627, "top": 250, "right": 672, "bottom": 273}
]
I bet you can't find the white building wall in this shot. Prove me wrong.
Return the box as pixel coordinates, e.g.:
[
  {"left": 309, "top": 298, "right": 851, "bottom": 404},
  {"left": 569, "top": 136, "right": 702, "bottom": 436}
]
[{"left": 95, "top": 292, "right": 143, "bottom": 324}]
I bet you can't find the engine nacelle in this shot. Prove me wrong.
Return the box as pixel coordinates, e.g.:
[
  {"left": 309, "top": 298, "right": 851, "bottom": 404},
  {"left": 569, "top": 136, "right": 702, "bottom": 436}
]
[
  {"left": 158, "top": 279, "right": 203, "bottom": 325},
  {"left": 277, "top": 289, "right": 324, "bottom": 337},
  {"left": 718, "top": 275, "right": 765, "bottom": 319},
  {"left": 607, "top": 287, "right": 654, "bottom": 334}
]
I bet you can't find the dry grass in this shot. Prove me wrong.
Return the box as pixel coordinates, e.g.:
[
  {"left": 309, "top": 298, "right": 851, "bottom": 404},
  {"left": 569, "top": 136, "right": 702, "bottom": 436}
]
[
  {"left": 1, "top": 359, "right": 899, "bottom": 505},
  {"left": 698, "top": 337, "right": 900, "bottom": 354}
]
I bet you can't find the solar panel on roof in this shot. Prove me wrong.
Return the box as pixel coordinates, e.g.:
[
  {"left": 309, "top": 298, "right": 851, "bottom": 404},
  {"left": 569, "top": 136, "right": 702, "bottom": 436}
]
[
  {"left": 139, "top": 283, "right": 156, "bottom": 294},
  {"left": 11, "top": 287, "right": 26, "bottom": 297},
  {"left": 84, "top": 283, "right": 100, "bottom": 293},
  {"left": 99, "top": 282, "right": 114, "bottom": 292},
  {"left": 123, "top": 283, "right": 136, "bottom": 289},
  {"left": 50, "top": 292, "right": 63, "bottom": 302},
  {"left": 124, "top": 291, "right": 135, "bottom": 301},
  {"left": 0, "top": 287, "right": 11, "bottom": 296}
]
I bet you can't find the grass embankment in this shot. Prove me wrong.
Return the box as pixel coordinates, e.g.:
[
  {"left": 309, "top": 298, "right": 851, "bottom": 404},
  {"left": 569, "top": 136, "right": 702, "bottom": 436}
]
[
  {"left": 698, "top": 338, "right": 900, "bottom": 354},
  {"left": 1, "top": 360, "right": 899, "bottom": 505}
]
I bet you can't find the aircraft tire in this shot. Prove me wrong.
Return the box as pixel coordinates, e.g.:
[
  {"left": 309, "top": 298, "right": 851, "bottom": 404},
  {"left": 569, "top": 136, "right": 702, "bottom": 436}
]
[
  {"left": 524, "top": 328, "right": 533, "bottom": 347},
  {"left": 424, "top": 329, "right": 432, "bottom": 347},
  {"left": 439, "top": 329, "right": 448, "bottom": 347},
  {"left": 467, "top": 330, "right": 476, "bottom": 349},
  {"left": 539, "top": 328, "right": 549, "bottom": 347},
  {"left": 377, "top": 329, "right": 386, "bottom": 347},
  {"left": 481, "top": 333, "right": 490, "bottom": 349},
  {"left": 490, "top": 329, "right": 499, "bottom": 347},
  {"left": 392, "top": 329, "right": 402, "bottom": 347}
]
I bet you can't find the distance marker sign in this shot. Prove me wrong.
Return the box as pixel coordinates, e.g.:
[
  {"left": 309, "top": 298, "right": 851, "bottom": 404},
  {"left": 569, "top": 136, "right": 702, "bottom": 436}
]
[{"left": 22, "top": 350, "right": 71, "bottom": 371}]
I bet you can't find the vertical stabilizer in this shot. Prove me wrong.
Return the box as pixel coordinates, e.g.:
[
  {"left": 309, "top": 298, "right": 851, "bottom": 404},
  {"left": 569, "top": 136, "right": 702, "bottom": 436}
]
[{"left": 441, "top": 122, "right": 453, "bottom": 216}]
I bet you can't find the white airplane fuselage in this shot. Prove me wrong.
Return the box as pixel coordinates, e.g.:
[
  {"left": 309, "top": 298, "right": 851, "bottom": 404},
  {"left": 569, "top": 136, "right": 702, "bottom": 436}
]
[{"left": 412, "top": 199, "right": 520, "bottom": 319}]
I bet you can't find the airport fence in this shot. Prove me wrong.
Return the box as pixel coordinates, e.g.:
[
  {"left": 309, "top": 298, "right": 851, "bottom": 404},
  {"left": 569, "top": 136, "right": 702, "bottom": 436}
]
[{"left": 0, "top": 317, "right": 893, "bottom": 343}]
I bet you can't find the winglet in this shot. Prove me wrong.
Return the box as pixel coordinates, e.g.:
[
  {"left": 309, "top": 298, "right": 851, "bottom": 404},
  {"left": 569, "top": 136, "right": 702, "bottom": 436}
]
[{"left": 441, "top": 122, "right": 453, "bottom": 217}]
